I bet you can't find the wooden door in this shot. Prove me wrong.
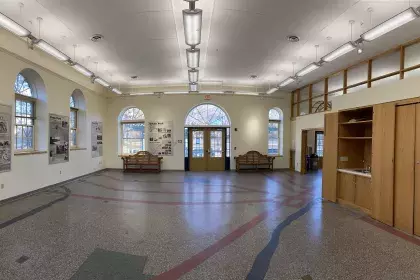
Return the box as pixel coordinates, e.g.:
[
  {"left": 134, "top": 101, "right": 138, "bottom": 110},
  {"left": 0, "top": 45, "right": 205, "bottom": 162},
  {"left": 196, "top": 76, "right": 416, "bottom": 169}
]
[
  {"left": 355, "top": 176, "right": 372, "bottom": 211},
  {"left": 394, "top": 105, "right": 415, "bottom": 234},
  {"left": 322, "top": 112, "right": 338, "bottom": 202},
  {"left": 189, "top": 128, "right": 206, "bottom": 171},
  {"left": 415, "top": 104, "right": 420, "bottom": 236},
  {"left": 372, "top": 103, "right": 396, "bottom": 226},
  {"left": 207, "top": 128, "right": 226, "bottom": 171}
]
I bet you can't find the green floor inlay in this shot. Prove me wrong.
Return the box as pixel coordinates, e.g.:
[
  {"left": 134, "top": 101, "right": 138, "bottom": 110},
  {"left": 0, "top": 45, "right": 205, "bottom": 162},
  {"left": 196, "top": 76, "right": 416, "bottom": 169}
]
[
  {"left": 301, "top": 275, "right": 313, "bottom": 280},
  {"left": 71, "top": 248, "right": 148, "bottom": 280}
]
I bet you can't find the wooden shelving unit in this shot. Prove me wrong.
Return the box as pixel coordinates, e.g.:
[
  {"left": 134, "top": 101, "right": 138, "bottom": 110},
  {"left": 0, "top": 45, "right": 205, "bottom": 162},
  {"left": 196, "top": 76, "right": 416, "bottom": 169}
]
[
  {"left": 339, "top": 137, "right": 372, "bottom": 140},
  {"left": 339, "top": 120, "right": 373, "bottom": 125}
]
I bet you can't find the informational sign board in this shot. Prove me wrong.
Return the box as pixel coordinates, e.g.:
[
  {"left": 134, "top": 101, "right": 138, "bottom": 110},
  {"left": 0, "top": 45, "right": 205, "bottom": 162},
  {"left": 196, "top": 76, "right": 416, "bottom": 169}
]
[
  {"left": 148, "top": 121, "right": 173, "bottom": 156},
  {"left": 49, "top": 114, "right": 69, "bottom": 164},
  {"left": 91, "top": 121, "right": 103, "bottom": 158},
  {"left": 0, "top": 104, "right": 12, "bottom": 173}
]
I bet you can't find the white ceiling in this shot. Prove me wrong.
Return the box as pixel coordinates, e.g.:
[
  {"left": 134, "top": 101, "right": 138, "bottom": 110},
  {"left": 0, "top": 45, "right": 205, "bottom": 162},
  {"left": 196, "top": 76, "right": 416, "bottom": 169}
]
[{"left": 1, "top": 0, "right": 420, "bottom": 91}]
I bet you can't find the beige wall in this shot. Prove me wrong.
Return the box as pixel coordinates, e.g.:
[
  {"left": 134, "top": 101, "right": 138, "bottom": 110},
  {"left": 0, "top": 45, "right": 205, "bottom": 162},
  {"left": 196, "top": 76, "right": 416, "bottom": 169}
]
[
  {"left": 0, "top": 30, "right": 107, "bottom": 201},
  {"left": 104, "top": 94, "right": 291, "bottom": 170}
]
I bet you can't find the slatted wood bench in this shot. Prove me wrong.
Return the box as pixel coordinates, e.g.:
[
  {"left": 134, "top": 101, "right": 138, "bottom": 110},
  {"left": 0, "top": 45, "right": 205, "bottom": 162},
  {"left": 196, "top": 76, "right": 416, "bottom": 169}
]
[
  {"left": 235, "top": 151, "right": 275, "bottom": 172},
  {"left": 121, "top": 151, "right": 162, "bottom": 173}
]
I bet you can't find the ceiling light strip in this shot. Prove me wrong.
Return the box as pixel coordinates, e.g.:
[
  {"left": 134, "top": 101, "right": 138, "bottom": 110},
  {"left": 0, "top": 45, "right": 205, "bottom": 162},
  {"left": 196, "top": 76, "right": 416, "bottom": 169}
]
[
  {"left": 321, "top": 42, "right": 356, "bottom": 62},
  {"left": 296, "top": 63, "right": 320, "bottom": 77},
  {"left": 35, "top": 39, "right": 70, "bottom": 61},
  {"left": 94, "top": 77, "right": 110, "bottom": 88},
  {"left": 0, "top": 12, "right": 31, "bottom": 37}
]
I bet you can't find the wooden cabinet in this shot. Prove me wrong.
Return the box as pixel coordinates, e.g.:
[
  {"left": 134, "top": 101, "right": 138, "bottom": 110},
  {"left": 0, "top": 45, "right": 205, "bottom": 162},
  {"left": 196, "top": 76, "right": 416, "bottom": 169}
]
[
  {"left": 322, "top": 112, "right": 338, "bottom": 202},
  {"left": 337, "top": 172, "right": 372, "bottom": 213}
]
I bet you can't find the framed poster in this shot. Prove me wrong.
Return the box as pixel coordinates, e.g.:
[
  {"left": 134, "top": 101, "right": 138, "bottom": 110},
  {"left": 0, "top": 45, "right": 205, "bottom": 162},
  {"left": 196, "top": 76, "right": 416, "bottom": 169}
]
[
  {"left": 49, "top": 114, "right": 69, "bottom": 164},
  {"left": 0, "top": 104, "right": 12, "bottom": 173},
  {"left": 148, "top": 121, "right": 173, "bottom": 156},
  {"left": 91, "top": 121, "right": 103, "bottom": 158}
]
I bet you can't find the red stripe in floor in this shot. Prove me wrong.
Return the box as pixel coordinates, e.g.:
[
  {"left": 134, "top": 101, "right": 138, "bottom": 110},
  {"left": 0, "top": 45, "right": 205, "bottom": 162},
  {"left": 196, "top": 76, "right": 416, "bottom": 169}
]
[
  {"left": 152, "top": 200, "right": 289, "bottom": 280},
  {"left": 360, "top": 216, "right": 420, "bottom": 246},
  {"left": 71, "top": 193, "right": 276, "bottom": 205}
]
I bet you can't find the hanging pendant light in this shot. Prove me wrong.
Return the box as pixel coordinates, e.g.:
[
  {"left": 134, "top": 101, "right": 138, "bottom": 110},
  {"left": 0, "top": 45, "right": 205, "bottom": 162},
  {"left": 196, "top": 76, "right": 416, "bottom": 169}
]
[{"left": 183, "top": 8, "right": 203, "bottom": 47}]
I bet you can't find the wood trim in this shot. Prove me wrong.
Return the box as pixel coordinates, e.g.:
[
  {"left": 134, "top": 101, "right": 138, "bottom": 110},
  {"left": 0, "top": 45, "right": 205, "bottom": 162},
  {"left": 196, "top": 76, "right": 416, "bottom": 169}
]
[
  {"left": 415, "top": 104, "right": 420, "bottom": 236},
  {"left": 403, "top": 63, "right": 420, "bottom": 73},
  {"left": 291, "top": 92, "right": 294, "bottom": 118},
  {"left": 370, "top": 71, "right": 400, "bottom": 83},
  {"left": 308, "top": 84, "right": 313, "bottom": 114},
  {"left": 367, "top": 59, "right": 372, "bottom": 88},
  {"left": 323, "top": 78, "right": 328, "bottom": 112},
  {"left": 400, "top": 45, "right": 405, "bottom": 80},
  {"left": 301, "top": 130, "right": 308, "bottom": 174},
  {"left": 14, "top": 150, "right": 47, "bottom": 156},
  {"left": 296, "top": 89, "right": 300, "bottom": 116},
  {"left": 343, "top": 69, "right": 348, "bottom": 94},
  {"left": 322, "top": 112, "right": 338, "bottom": 202}
]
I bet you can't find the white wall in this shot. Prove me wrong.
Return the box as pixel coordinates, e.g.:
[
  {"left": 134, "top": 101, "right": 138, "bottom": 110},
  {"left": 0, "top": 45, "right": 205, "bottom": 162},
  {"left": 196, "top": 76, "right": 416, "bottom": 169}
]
[
  {"left": 0, "top": 30, "right": 107, "bottom": 201},
  {"left": 292, "top": 74, "right": 420, "bottom": 171},
  {"left": 104, "top": 95, "right": 291, "bottom": 170}
]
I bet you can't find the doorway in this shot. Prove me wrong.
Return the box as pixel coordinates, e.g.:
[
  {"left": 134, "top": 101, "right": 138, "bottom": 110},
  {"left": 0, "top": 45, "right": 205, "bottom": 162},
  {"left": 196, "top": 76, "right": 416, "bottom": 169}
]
[
  {"left": 189, "top": 128, "right": 226, "bottom": 171},
  {"left": 301, "top": 128, "right": 324, "bottom": 174}
]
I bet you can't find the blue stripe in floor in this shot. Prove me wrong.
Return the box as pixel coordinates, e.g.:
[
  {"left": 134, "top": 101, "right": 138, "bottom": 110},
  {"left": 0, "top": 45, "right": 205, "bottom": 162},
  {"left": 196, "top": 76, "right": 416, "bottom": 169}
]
[{"left": 245, "top": 199, "right": 320, "bottom": 280}]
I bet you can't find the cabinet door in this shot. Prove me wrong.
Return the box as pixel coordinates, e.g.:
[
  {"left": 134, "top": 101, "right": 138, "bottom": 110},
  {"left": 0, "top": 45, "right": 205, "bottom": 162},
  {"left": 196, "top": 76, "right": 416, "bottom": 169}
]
[
  {"left": 415, "top": 104, "right": 420, "bottom": 236},
  {"left": 322, "top": 112, "right": 338, "bottom": 202},
  {"left": 394, "top": 105, "right": 415, "bottom": 234},
  {"left": 338, "top": 172, "right": 355, "bottom": 202},
  {"left": 372, "top": 103, "right": 395, "bottom": 225},
  {"left": 355, "top": 176, "right": 372, "bottom": 211}
]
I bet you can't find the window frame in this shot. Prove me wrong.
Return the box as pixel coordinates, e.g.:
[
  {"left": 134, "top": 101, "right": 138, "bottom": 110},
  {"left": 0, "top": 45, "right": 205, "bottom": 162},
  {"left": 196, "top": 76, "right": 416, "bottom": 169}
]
[
  {"left": 268, "top": 119, "right": 281, "bottom": 156},
  {"left": 70, "top": 106, "right": 78, "bottom": 148},
  {"left": 15, "top": 88, "right": 36, "bottom": 152},
  {"left": 119, "top": 108, "right": 145, "bottom": 155}
]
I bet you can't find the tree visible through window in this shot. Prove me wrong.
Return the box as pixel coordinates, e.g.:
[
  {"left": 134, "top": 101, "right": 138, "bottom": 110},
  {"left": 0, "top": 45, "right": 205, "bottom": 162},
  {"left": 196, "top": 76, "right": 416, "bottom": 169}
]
[
  {"left": 120, "top": 108, "right": 145, "bottom": 154},
  {"left": 14, "top": 74, "right": 36, "bottom": 150},
  {"left": 315, "top": 131, "right": 324, "bottom": 157},
  {"left": 268, "top": 108, "right": 283, "bottom": 156}
]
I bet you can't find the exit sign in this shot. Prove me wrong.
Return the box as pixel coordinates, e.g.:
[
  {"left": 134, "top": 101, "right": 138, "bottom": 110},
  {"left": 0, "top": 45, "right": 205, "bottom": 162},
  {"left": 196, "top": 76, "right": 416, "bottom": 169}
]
[{"left": 204, "top": 95, "right": 211, "bottom": 100}]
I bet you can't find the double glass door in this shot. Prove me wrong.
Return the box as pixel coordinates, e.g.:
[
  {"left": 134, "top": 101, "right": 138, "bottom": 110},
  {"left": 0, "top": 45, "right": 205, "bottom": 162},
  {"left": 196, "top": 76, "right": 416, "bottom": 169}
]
[{"left": 189, "top": 128, "right": 226, "bottom": 171}]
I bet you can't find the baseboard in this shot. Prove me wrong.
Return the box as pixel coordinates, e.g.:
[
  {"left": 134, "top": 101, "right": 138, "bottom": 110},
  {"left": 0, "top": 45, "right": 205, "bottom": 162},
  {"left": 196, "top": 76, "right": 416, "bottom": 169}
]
[{"left": 0, "top": 168, "right": 106, "bottom": 205}]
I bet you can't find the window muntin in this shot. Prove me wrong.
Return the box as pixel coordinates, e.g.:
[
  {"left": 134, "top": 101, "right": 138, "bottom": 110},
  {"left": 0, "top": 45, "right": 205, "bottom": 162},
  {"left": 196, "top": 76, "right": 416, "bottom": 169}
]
[
  {"left": 185, "top": 104, "right": 230, "bottom": 126},
  {"left": 192, "top": 130, "right": 204, "bottom": 158},
  {"left": 15, "top": 74, "right": 36, "bottom": 151},
  {"left": 120, "top": 108, "right": 145, "bottom": 154},
  {"left": 210, "top": 130, "right": 223, "bottom": 158},
  {"left": 70, "top": 108, "right": 77, "bottom": 147}
]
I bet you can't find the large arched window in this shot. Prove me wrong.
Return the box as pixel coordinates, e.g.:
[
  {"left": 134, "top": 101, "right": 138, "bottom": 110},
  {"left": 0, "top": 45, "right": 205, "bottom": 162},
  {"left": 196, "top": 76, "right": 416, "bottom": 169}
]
[
  {"left": 185, "top": 104, "right": 230, "bottom": 126},
  {"left": 268, "top": 108, "right": 283, "bottom": 156},
  {"left": 119, "top": 107, "right": 145, "bottom": 154},
  {"left": 14, "top": 73, "right": 36, "bottom": 150}
]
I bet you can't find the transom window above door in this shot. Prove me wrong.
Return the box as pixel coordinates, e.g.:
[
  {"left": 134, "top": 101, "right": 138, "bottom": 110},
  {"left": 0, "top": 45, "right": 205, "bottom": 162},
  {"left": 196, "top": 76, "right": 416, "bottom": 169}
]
[{"left": 185, "top": 104, "right": 230, "bottom": 126}]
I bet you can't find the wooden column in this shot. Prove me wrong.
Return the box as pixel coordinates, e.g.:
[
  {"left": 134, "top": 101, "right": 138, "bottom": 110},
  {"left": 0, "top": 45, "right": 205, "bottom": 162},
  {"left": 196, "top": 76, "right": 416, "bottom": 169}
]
[
  {"left": 308, "top": 84, "right": 313, "bottom": 114},
  {"left": 400, "top": 45, "right": 405, "bottom": 80},
  {"left": 324, "top": 78, "right": 328, "bottom": 111},
  {"left": 343, "top": 69, "right": 348, "bottom": 94},
  {"left": 296, "top": 89, "right": 301, "bottom": 116},
  {"left": 322, "top": 112, "right": 338, "bottom": 202},
  {"left": 367, "top": 60, "right": 372, "bottom": 88},
  {"left": 291, "top": 92, "right": 294, "bottom": 118}
]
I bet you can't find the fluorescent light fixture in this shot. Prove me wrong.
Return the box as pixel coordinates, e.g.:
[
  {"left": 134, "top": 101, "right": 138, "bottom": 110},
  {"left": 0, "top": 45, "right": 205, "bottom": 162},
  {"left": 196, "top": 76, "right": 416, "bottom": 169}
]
[
  {"left": 35, "top": 40, "right": 69, "bottom": 61},
  {"left": 0, "top": 12, "right": 30, "bottom": 37},
  {"left": 321, "top": 42, "right": 356, "bottom": 62},
  {"left": 279, "top": 77, "right": 295, "bottom": 87},
  {"left": 266, "top": 87, "right": 278, "bottom": 94},
  {"left": 189, "top": 83, "right": 198, "bottom": 92},
  {"left": 296, "top": 63, "right": 320, "bottom": 77},
  {"left": 129, "top": 92, "right": 155, "bottom": 96},
  {"left": 361, "top": 8, "right": 419, "bottom": 42},
  {"left": 112, "top": 88, "right": 122, "bottom": 95},
  {"left": 164, "top": 91, "right": 189, "bottom": 95},
  {"left": 72, "top": 63, "right": 93, "bottom": 77},
  {"left": 235, "top": 92, "right": 259, "bottom": 96},
  {"left": 183, "top": 9, "right": 203, "bottom": 46},
  {"left": 186, "top": 48, "right": 200, "bottom": 68},
  {"left": 199, "top": 91, "right": 224, "bottom": 94},
  {"left": 94, "top": 77, "right": 110, "bottom": 87},
  {"left": 188, "top": 69, "right": 199, "bottom": 83}
]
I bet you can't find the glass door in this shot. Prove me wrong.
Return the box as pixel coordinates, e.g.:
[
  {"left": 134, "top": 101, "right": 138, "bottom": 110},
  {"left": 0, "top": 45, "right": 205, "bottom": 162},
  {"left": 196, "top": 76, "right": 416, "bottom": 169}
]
[{"left": 207, "top": 128, "right": 226, "bottom": 171}]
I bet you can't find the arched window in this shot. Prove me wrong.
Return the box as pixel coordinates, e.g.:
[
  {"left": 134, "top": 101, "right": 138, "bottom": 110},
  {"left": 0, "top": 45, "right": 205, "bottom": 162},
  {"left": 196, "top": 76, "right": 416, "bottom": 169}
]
[
  {"left": 69, "top": 89, "right": 86, "bottom": 148},
  {"left": 185, "top": 104, "right": 230, "bottom": 126},
  {"left": 120, "top": 107, "right": 145, "bottom": 154},
  {"left": 14, "top": 73, "right": 36, "bottom": 150},
  {"left": 268, "top": 108, "right": 283, "bottom": 156}
]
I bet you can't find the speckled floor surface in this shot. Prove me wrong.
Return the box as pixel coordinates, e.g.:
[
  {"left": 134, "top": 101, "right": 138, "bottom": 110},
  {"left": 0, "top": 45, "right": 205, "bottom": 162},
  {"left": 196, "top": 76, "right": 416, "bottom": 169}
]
[{"left": 0, "top": 170, "right": 420, "bottom": 280}]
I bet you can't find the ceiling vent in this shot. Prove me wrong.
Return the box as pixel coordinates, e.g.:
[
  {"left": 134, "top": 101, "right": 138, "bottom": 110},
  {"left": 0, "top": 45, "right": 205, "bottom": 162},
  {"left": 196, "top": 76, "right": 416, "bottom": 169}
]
[
  {"left": 287, "top": 35, "right": 300, "bottom": 42},
  {"left": 90, "top": 34, "right": 104, "bottom": 42},
  {"left": 130, "top": 75, "right": 138, "bottom": 79}
]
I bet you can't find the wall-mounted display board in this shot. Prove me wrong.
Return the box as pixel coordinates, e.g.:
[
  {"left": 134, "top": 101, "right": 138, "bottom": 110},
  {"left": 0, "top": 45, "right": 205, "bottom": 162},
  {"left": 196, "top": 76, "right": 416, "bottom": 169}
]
[
  {"left": 91, "top": 121, "right": 103, "bottom": 158},
  {"left": 148, "top": 121, "right": 173, "bottom": 156},
  {"left": 49, "top": 114, "right": 69, "bottom": 164},
  {"left": 0, "top": 104, "right": 12, "bottom": 173}
]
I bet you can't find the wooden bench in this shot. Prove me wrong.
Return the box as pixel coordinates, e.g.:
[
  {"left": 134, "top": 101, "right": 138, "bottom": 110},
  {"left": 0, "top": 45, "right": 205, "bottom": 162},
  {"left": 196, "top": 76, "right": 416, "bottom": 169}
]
[
  {"left": 121, "top": 151, "right": 162, "bottom": 172},
  {"left": 235, "top": 151, "right": 275, "bottom": 172}
]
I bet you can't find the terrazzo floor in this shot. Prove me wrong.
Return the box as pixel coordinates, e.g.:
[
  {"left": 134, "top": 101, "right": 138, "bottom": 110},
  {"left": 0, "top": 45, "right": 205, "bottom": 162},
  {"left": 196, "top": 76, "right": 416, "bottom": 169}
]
[{"left": 1, "top": 170, "right": 420, "bottom": 279}]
